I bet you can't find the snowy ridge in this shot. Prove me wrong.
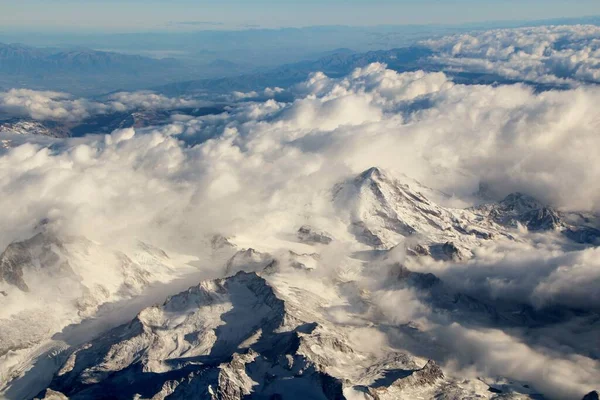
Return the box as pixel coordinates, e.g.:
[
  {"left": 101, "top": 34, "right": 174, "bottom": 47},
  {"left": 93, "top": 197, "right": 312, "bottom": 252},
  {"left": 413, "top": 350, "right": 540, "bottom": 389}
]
[
  {"left": 0, "top": 120, "right": 70, "bottom": 138},
  {"left": 0, "top": 230, "right": 198, "bottom": 390},
  {"left": 36, "top": 271, "right": 533, "bottom": 400},
  {"left": 333, "top": 167, "right": 599, "bottom": 255},
  {"left": 333, "top": 167, "right": 503, "bottom": 255}
]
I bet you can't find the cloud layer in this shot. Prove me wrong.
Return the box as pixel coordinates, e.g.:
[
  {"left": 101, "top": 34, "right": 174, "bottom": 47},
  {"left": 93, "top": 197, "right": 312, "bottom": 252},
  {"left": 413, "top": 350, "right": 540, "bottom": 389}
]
[
  {"left": 2, "top": 63, "right": 600, "bottom": 248},
  {"left": 0, "top": 89, "right": 203, "bottom": 122},
  {"left": 422, "top": 25, "right": 600, "bottom": 86}
]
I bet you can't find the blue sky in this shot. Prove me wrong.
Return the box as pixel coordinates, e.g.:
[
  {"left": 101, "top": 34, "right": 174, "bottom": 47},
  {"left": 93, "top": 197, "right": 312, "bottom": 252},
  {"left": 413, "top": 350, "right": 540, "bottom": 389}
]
[{"left": 1, "top": 0, "right": 600, "bottom": 32}]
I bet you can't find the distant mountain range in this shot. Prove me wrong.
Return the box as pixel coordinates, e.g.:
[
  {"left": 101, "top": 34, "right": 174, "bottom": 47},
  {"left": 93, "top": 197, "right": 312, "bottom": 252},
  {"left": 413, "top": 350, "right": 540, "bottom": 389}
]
[
  {"left": 0, "top": 43, "right": 251, "bottom": 96},
  {"left": 0, "top": 43, "right": 181, "bottom": 74},
  {"left": 155, "top": 47, "right": 434, "bottom": 96},
  {"left": 0, "top": 34, "right": 577, "bottom": 98},
  {"left": 154, "top": 44, "right": 562, "bottom": 97}
]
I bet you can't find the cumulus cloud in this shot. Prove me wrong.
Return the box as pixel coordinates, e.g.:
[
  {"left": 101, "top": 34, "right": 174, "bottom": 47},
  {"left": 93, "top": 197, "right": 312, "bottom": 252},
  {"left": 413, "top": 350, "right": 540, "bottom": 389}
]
[
  {"left": 437, "top": 323, "right": 600, "bottom": 399},
  {"left": 421, "top": 25, "right": 600, "bottom": 86},
  {"left": 231, "top": 87, "right": 284, "bottom": 101},
  {"left": 106, "top": 91, "right": 202, "bottom": 112},
  {"left": 0, "top": 89, "right": 103, "bottom": 122},
  {"left": 4, "top": 62, "right": 600, "bottom": 245},
  {"left": 422, "top": 240, "right": 600, "bottom": 312},
  {"left": 0, "top": 89, "right": 204, "bottom": 122},
  {"left": 191, "top": 62, "right": 600, "bottom": 212}
]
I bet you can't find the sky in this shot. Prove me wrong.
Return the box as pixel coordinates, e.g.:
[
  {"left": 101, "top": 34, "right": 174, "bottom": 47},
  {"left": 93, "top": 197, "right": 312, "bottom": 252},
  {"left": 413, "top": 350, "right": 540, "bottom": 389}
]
[{"left": 1, "top": 0, "right": 600, "bottom": 32}]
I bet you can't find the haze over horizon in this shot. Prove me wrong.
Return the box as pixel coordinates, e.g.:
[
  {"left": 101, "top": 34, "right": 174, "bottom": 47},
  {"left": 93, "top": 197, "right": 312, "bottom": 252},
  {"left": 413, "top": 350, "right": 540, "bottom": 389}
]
[{"left": 2, "top": 0, "right": 600, "bottom": 32}]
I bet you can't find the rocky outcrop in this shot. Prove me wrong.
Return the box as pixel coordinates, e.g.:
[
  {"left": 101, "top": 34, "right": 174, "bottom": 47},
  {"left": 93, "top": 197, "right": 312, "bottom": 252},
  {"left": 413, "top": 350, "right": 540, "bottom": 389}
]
[
  {"left": 583, "top": 391, "right": 600, "bottom": 400},
  {"left": 297, "top": 225, "right": 333, "bottom": 245}
]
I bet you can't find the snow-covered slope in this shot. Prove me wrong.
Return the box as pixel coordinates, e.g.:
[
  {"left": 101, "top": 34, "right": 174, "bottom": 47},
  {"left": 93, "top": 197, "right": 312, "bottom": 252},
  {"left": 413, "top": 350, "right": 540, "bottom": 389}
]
[
  {"left": 2, "top": 167, "right": 599, "bottom": 400},
  {"left": 0, "top": 120, "right": 70, "bottom": 138},
  {"left": 332, "top": 167, "right": 502, "bottom": 253},
  {"left": 332, "top": 167, "right": 599, "bottom": 255},
  {"left": 0, "top": 230, "right": 201, "bottom": 392},
  {"left": 36, "top": 271, "right": 535, "bottom": 400},
  {"left": 473, "top": 193, "right": 600, "bottom": 244}
]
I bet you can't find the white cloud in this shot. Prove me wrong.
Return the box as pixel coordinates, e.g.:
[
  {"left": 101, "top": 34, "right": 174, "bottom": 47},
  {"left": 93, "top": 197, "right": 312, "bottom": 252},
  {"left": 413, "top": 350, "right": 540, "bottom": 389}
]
[
  {"left": 422, "top": 25, "right": 600, "bottom": 85},
  {"left": 0, "top": 89, "right": 204, "bottom": 122},
  {"left": 0, "top": 89, "right": 103, "bottom": 122},
  {"left": 106, "top": 91, "right": 202, "bottom": 111},
  {"left": 438, "top": 323, "right": 600, "bottom": 399},
  {"left": 421, "top": 240, "right": 600, "bottom": 312},
  {"left": 3, "top": 63, "right": 600, "bottom": 246}
]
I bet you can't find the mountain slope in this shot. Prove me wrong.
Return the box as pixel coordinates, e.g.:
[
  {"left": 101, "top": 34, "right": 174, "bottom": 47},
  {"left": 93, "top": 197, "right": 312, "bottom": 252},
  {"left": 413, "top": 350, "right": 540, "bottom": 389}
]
[
  {"left": 37, "top": 271, "right": 533, "bottom": 400},
  {"left": 0, "top": 43, "right": 194, "bottom": 95},
  {"left": 332, "top": 167, "right": 600, "bottom": 254},
  {"left": 332, "top": 167, "right": 502, "bottom": 254},
  {"left": 155, "top": 47, "right": 432, "bottom": 96},
  {"left": 0, "top": 230, "right": 195, "bottom": 359},
  {"left": 2, "top": 167, "right": 598, "bottom": 399}
]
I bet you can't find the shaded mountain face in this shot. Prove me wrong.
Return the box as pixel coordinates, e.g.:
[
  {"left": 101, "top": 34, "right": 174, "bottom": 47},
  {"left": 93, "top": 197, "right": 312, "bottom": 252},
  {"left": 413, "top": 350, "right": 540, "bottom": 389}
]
[
  {"left": 153, "top": 42, "right": 569, "bottom": 98},
  {"left": 476, "top": 192, "right": 563, "bottom": 231},
  {"left": 475, "top": 193, "right": 600, "bottom": 244},
  {"left": 0, "top": 232, "right": 172, "bottom": 296},
  {"left": 0, "top": 43, "right": 54, "bottom": 73},
  {"left": 583, "top": 391, "right": 599, "bottom": 400},
  {"left": 0, "top": 43, "right": 179, "bottom": 75}
]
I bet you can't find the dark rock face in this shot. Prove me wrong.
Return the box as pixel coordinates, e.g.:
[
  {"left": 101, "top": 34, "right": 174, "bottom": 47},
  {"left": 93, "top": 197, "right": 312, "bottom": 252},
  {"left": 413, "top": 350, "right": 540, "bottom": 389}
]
[
  {"left": 0, "top": 232, "right": 68, "bottom": 292},
  {"left": 0, "top": 241, "right": 31, "bottom": 291},
  {"left": 395, "top": 264, "right": 441, "bottom": 290},
  {"left": 211, "top": 234, "right": 236, "bottom": 250},
  {"left": 409, "top": 360, "right": 444, "bottom": 385},
  {"left": 427, "top": 241, "right": 465, "bottom": 262},
  {"left": 521, "top": 207, "right": 563, "bottom": 231},
  {"left": 367, "top": 360, "right": 444, "bottom": 398},
  {"left": 564, "top": 227, "right": 600, "bottom": 244},
  {"left": 487, "top": 192, "right": 563, "bottom": 230},
  {"left": 297, "top": 225, "right": 333, "bottom": 245},
  {"left": 406, "top": 244, "right": 431, "bottom": 257},
  {"left": 490, "top": 192, "right": 600, "bottom": 243},
  {"left": 225, "top": 248, "right": 274, "bottom": 275},
  {"left": 583, "top": 391, "right": 599, "bottom": 400},
  {"left": 441, "top": 242, "right": 462, "bottom": 261},
  {"left": 499, "top": 192, "right": 543, "bottom": 213},
  {"left": 350, "top": 222, "right": 384, "bottom": 247}
]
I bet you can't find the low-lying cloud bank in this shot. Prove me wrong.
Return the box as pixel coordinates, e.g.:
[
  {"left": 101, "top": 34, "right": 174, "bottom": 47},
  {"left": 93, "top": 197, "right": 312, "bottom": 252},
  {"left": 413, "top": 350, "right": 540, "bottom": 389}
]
[
  {"left": 4, "top": 63, "right": 600, "bottom": 246},
  {"left": 0, "top": 89, "right": 202, "bottom": 122},
  {"left": 0, "top": 45, "right": 599, "bottom": 399},
  {"left": 422, "top": 24, "right": 600, "bottom": 86}
]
